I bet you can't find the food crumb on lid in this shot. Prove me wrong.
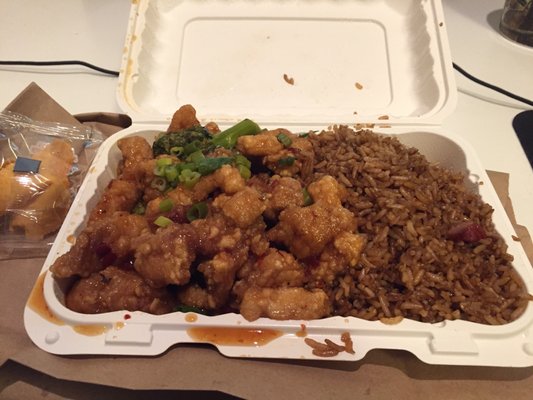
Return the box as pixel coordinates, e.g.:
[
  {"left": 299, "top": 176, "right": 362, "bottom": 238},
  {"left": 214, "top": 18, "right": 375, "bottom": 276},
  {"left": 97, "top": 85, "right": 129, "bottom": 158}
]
[
  {"left": 283, "top": 74, "right": 295, "bottom": 85},
  {"left": 355, "top": 82, "right": 363, "bottom": 90},
  {"left": 304, "top": 332, "right": 355, "bottom": 357}
]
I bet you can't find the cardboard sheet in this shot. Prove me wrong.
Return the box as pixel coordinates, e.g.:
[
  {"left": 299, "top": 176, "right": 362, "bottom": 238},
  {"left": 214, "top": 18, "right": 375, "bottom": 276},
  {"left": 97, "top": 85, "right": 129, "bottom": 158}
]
[{"left": 1, "top": 83, "right": 533, "bottom": 399}]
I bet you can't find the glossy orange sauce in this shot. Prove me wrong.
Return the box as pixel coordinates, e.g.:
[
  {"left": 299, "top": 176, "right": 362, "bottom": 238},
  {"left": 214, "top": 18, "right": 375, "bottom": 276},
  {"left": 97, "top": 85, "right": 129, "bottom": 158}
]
[
  {"left": 185, "top": 313, "right": 198, "bottom": 323},
  {"left": 187, "top": 327, "right": 282, "bottom": 346},
  {"left": 27, "top": 272, "right": 65, "bottom": 325},
  {"left": 27, "top": 272, "right": 114, "bottom": 336},
  {"left": 72, "top": 324, "right": 109, "bottom": 336},
  {"left": 295, "top": 324, "right": 307, "bottom": 337}
]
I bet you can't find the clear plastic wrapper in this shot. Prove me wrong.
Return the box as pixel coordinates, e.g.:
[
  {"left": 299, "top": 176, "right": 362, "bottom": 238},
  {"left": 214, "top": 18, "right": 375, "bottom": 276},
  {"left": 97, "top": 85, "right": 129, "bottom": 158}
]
[{"left": 0, "top": 111, "right": 104, "bottom": 259}]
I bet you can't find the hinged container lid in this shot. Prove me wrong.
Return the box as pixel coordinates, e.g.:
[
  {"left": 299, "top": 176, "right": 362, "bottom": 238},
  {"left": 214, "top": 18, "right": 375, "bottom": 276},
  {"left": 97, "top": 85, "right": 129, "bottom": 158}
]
[{"left": 117, "top": 0, "right": 457, "bottom": 127}]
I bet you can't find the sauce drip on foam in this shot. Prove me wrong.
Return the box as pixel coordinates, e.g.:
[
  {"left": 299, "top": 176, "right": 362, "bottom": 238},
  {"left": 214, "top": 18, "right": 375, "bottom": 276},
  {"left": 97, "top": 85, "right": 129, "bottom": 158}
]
[
  {"left": 27, "top": 272, "right": 119, "bottom": 336},
  {"left": 72, "top": 324, "right": 109, "bottom": 336},
  {"left": 295, "top": 324, "right": 307, "bottom": 337},
  {"left": 187, "top": 327, "right": 282, "bottom": 346},
  {"left": 27, "top": 272, "right": 65, "bottom": 326},
  {"left": 185, "top": 313, "right": 198, "bottom": 323}
]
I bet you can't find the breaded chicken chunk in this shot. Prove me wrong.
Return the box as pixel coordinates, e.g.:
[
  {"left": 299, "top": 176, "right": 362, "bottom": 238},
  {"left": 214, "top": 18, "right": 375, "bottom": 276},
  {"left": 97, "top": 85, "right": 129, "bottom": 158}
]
[
  {"left": 66, "top": 266, "right": 175, "bottom": 314},
  {"left": 167, "top": 104, "right": 200, "bottom": 132},
  {"left": 240, "top": 287, "right": 331, "bottom": 321},
  {"left": 133, "top": 224, "right": 197, "bottom": 288},
  {"left": 247, "top": 174, "right": 305, "bottom": 220},
  {"left": 117, "top": 136, "right": 153, "bottom": 172},
  {"left": 50, "top": 212, "right": 150, "bottom": 278},
  {"left": 267, "top": 176, "right": 356, "bottom": 259},
  {"left": 192, "top": 165, "right": 245, "bottom": 201},
  {"left": 116, "top": 136, "right": 156, "bottom": 188},
  {"left": 212, "top": 187, "right": 265, "bottom": 228},
  {"left": 88, "top": 179, "right": 141, "bottom": 223},
  {"left": 232, "top": 248, "right": 305, "bottom": 302},
  {"left": 308, "top": 232, "right": 366, "bottom": 287},
  {"left": 178, "top": 251, "right": 240, "bottom": 310}
]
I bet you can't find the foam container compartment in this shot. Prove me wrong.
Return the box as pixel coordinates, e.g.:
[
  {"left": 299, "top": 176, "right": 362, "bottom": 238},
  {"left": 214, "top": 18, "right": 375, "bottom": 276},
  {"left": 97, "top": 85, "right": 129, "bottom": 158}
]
[{"left": 24, "top": 0, "right": 533, "bottom": 366}]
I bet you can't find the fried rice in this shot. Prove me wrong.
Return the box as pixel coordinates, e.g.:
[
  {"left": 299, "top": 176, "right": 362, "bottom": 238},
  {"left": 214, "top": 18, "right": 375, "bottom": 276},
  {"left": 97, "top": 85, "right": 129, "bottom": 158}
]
[{"left": 309, "top": 126, "right": 530, "bottom": 325}]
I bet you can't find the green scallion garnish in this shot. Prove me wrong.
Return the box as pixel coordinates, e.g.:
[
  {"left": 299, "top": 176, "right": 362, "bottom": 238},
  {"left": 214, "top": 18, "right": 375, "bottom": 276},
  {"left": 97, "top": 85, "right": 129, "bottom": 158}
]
[
  {"left": 132, "top": 202, "right": 146, "bottom": 215},
  {"left": 237, "top": 164, "right": 251, "bottom": 180},
  {"left": 302, "top": 188, "right": 313, "bottom": 206},
  {"left": 156, "top": 157, "right": 173, "bottom": 168},
  {"left": 151, "top": 177, "right": 168, "bottom": 191},
  {"left": 154, "top": 215, "right": 173, "bottom": 228},
  {"left": 187, "top": 150, "right": 206, "bottom": 163},
  {"left": 276, "top": 133, "right": 292, "bottom": 147},
  {"left": 164, "top": 165, "right": 179, "bottom": 182},
  {"left": 159, "top": 198, "right": 173, "bottom": 212},
  {"left": 179, "top": 169, "right": 201, "bottom": 189},
  {"left": 186, "top": 202, "right": 208, "bottom": 222},
  {"left": 277, "top": 156, "right": 296, "bottom": 167},
  {"left": 234, "top": 154, "right": 251, "bottom": 169}
]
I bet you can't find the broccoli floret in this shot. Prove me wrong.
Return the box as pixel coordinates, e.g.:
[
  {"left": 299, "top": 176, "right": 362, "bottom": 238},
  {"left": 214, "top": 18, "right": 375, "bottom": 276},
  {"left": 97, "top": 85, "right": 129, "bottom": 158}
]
[
  {"left": 152, "top": 125, "right": 212, "bottom": 158},
  {"left": 152, "top": 119, "right": 262, "bottom": 159}
]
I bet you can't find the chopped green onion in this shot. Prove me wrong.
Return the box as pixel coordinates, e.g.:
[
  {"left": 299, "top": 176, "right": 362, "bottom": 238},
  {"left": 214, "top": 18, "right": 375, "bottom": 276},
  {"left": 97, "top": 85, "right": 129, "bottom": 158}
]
[
  {"left": 151, "top": 177, "right": 168, "bottom": 191},
  {"left": 186, "top": 202, "right": 208, "bottom": 222},
  {"left": 179, "top": 169, "right": 201, "bottom": 188},
  {"left": 237, "top": 164, "right": 251, "bottom": 180},
  {"left": 277, "top": 156, "right": 296, "bottom": 167},
  {"left": 299, "top": 130, "right": 316, "bottom": 138},
  {"left": 211, "top": 119, "right": 262, "bottom": 149},
  {"left": 159, "top": 198, "right": 174, "bottom": 212},
  {"left": 156, "top": 157, "right": 173, "bottom": 168},
  {"left": 153, "top": 165, "right": 165, "bottom": 176},
  {"left": 164, "top": 165, "right": 179, "bottom": 182},
  {"left": 132, "top": 202, "right": 146, "bottom": 215},
  {"left": 154, "top": 215, "right": 173, "bottom": 228},
  {"left": 276, "top": 133, "right": 292, "bottom": 147},
  {"left": 302, "top": 188, "right": 313, "bottom": 206},
  {"left": 187, "top": 150, "right": 206, "bottom": 163},
  {"left": 154, "top": 158, "right": 173, "bottom": 177},
  {"left": 234, "top": 154, "right": 251, "bottom": 169}
]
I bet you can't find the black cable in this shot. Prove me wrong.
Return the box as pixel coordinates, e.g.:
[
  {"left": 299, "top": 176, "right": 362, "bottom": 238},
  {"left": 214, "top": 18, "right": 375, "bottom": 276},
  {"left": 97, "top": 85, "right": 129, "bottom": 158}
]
[
  {"left": 0, "top": 60, "right": 119, "bottom": 77},
  {"left": 453, "top": 62, "right": 533, "bottom": 107},
  {"left": 1, "top": 60, "right": 532, "bottom": 106}
]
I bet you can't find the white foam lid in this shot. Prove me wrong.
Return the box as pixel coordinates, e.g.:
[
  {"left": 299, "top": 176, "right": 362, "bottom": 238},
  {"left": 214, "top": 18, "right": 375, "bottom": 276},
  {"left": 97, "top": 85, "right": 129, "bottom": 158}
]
[{"left": 116, "top": 0, "right": 457, "bottom": 126}]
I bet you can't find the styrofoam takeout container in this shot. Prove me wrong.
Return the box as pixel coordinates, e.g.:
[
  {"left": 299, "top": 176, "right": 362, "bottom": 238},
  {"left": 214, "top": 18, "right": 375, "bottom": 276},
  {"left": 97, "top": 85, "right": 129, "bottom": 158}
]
[{"left": 24, "top": 0, "right": 533, "bottom": 366}]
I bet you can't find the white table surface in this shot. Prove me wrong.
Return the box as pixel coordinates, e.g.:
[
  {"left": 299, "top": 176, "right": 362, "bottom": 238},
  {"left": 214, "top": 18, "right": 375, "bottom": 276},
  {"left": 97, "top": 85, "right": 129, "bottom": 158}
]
[{"left": 1, "top": 0, "right": 532, "bottom": 232}]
